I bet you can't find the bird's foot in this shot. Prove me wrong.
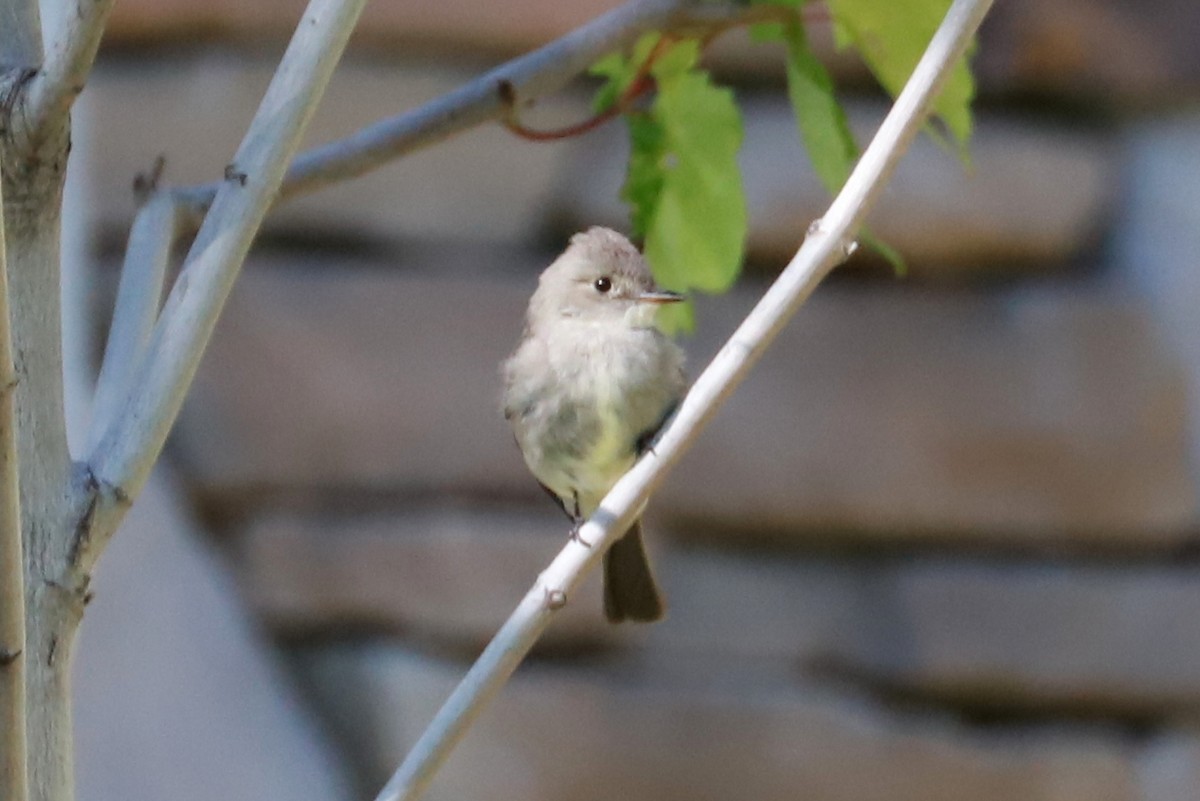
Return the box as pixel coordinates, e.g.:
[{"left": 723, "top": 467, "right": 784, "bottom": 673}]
[
  {"left": 567, "top": 490, "right": 592, "bottom": 545},
  {"left": 569, "top": 522, "right": 592, "bottom": 548}
]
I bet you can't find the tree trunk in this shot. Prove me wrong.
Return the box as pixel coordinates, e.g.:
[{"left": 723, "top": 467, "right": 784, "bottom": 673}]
[
  {"left": 3, "top": 116, "right": 85, "bottom": 801},
  {"left": 0, "top": 126, "right": 29, "bottom": 801}
]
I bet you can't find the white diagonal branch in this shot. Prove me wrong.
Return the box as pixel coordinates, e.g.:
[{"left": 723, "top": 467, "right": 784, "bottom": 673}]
[
  {"left": 372, "top": 0, "right": 994, "bottom": 799},
  {"left": 80, "top": 0, "right": 371, "bottom": 572}
]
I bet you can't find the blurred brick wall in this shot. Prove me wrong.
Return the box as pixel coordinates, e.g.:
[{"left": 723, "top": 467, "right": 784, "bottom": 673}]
[{"left": 81, "top": 2, "right": 1200, "bottom": 800}]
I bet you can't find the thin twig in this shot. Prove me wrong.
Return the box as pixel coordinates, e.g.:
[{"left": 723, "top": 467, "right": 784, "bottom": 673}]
[
  {"left": 499, "top": 32, "right": 671, "bottom": 142},
  {"left": 87, "top": 194, "right": 178, "bottom": 454},
  {"left": 372, "top": 0, "right": 993, "bottom": 799},
  {"left": 0, "top": 155, "right": 29, "bottom": 801},
  {"left": 80, "top": 0, "right": 371, "bottom": 572},
  {"left": 169, "top": 0, "right": 778, "bottom": 214},
  {"left": 498, "top": 76, "right": 643, "bottom": 142},
  {"left": 24, "top": 0, "right": 116, "bottom": 140}
]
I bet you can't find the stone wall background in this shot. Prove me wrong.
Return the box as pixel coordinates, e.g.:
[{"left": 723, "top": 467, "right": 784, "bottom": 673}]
[{"left": 71, "top": 1, "right": 1200, "bottom": 800}]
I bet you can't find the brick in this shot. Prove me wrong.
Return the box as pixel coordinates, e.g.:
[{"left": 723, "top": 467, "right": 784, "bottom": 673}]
[
  {"left": 1113, "top": 112, "right": 1200, "bottom": 476},
  {"left": 669, "top": 283, "right": 1194, "bottom": 544},
  {"left": 240, "top": 510, "right": 1200, "bottom": 715},
  {"left": 104, "top": 0, "right": 621, "bottom": 54},
  {"left": 236, "top": 504, "right": 855, "bottom": 654},
  {"left": 1138, "top": 731, "right": 1200, "bottom": 801},
  {"left": 98, "top": 0, "right": 849, "bottom": 83},
  {"left": 976, "top": 0, "right": 1200, "bottom": 102},
  {"left": 238, "top": 505, "right": 621, "bottom": 649},
  {"left": 830, "top": 562, "right": 1200, "bottom": 716},
  {"left": 296, "top": 643, "right": 1137, "bottom": 801},
  {"left": 172, "top": 260, "right": 533, "bottom": 496},
  {"left": 172, "top": 259, "right": 1196, "bottom": 544},
  {"left": 99, "top": 0, "right": 1200, "bottom": 104},
  {"left": 667, "top": 557, "right": 1200, "bottom": 717}
]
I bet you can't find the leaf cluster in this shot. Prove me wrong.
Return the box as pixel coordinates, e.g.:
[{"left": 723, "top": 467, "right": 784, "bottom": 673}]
[{"left": 589, "top": 0, "right": 976, "bottom": 328}]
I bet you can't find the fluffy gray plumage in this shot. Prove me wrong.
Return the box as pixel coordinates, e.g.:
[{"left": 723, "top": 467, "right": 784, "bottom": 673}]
[{"left": 502, "top": 227, "right": 686, "bottom": 622}]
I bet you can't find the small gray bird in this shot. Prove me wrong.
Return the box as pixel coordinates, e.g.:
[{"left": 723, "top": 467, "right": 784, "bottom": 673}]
[{"left": 502, "top": 227, "right": 686, "bottom": 623}]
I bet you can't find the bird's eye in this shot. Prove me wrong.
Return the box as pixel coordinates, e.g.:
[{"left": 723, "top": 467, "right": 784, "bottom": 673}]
[{"left": 594, "top": 277, "right": 612, "bottom": 293}]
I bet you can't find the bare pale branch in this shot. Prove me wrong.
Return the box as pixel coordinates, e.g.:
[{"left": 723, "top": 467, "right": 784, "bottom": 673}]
[
  {"left": 372, "top": 0, "right": 994, "bottom": 799},
  {"left": 0, "top": 154, "right": 29, "bottom": 801},
  {"left": 87, "top": 195, "right": 178, "bottom": 454},
  {"left": 24, "top": 0, "right": 116, "bottom": 139},
  {"left": 80, "top": 0, "right": 372, "bottom": 572}
]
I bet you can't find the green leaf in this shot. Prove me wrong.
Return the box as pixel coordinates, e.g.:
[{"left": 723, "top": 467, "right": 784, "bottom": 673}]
[
  {"left": 602, "top": 39, "right": 747, "bottom": 325},
  {"left": 773, "top": 21, "right": 908, "bottom": 274},
  {"left": 826, "top": 0, "right": 975, "bottom": 148},
  {"left": 620, "top": 113, "right": 666, "bottom": 238},
  {"left": 642, "top": 69, "right": 746, "bottom": 297},
  {"left": 781, "top": 20, "right": 858, "bottom": 195},
  {"left": 749, "top": 22, "right": 784, "bottom": 43},
  {"left": 860, "top": 229, "right": 906, "bottom": 276},
  {"left": 648, "top": 38, "right": 700, "bottom": 81},
  {"left": 655, "top": 299, "right": 695, "bottom": 336},
  {"left": 589, "top": 51, "right": 627, "bottom": 81},
  {"left": 589, "top": 52, "right": 629, "bottom": 113},
  {"left": 588, "top": 32, "right": 662, "bottom": 113},
  {"left": 747, "top": 0, "right": 798, "bottom": 43}
]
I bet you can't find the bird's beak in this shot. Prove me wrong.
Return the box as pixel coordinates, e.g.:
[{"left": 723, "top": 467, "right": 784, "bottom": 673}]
[{"left": 637, "top": 290, "right": 685, "bottom": 305}]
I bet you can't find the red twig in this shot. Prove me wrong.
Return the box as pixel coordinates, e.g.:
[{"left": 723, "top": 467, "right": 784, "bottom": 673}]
[
  {"left": 498, "top": 1, "right": 825, "bottom": 143},
  {"left": 498, "top": 75, "right": 648, "bottom": 141},
  {"left": 500, "top": 33, "right": 673, "bottom": 142}
]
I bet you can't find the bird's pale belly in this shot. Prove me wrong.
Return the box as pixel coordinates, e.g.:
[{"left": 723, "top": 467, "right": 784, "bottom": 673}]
[
  {"left": 531, "top": 421, "right": 635, "bottom": 517},
  {"left": 512, "top": 322, "right": 677, "bottom": 519},
  {"left": 524, "top": 386, "right": 638, "bottom": 517}
]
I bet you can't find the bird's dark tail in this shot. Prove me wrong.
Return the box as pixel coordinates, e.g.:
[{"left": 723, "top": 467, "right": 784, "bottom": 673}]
[{"left": 603, "top": 520, "right": 665, "bottom": 623}]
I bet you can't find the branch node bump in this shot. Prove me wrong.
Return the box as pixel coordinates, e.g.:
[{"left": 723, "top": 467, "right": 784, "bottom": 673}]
[
  {"left": 133, "top": 154, "right": 167, "bottom": 203},
  {"left": 496, "top": 78, "right": 518, "bottom": 106},
  {"left": 544, "top": 588, "right": 568, "bottom": 610},
  {"left": 67, "top": 461, "right": 130, "bottom": 574},
  {"left": 806, "top": 218, "right": 859, "bottom": 259},
  {"left": 43, "top": 574, "right": 91, "bottom": 614},
  {"left": 223, "top": 164, "right": 248, "bottom": 186}
]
